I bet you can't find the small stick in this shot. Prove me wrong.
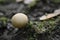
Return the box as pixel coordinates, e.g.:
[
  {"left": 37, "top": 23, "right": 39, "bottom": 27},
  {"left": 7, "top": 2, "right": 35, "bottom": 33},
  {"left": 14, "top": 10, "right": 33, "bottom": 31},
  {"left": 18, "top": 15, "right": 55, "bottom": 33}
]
[{"left": 39, "top": 9, "right": 60, "bottom": 20}]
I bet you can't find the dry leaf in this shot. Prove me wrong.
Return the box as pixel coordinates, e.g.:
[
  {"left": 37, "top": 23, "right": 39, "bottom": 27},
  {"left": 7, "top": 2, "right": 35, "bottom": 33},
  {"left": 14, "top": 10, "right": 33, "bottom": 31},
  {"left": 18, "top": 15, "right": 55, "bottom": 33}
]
[{"left": 39, "top": 9, "right": 60, "bottom": 20}]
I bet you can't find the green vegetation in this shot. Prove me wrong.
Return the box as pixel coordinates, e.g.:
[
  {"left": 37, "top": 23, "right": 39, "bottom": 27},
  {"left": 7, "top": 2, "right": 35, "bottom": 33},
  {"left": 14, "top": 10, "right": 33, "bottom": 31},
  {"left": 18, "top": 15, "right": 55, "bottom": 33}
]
[
  {"left": 29, "top": 16, "right": 60, "bottom": 34},
  {"left": 0, "top": 17, "right": 8, "bottom": 27}
]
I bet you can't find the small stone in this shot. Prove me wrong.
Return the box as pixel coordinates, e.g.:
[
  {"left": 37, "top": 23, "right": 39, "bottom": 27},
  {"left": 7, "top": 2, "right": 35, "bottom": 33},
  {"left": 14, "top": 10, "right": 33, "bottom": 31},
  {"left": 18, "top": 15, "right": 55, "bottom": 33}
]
[
  {"left": 16, "top": 4, "right": 25, "bottom": 13},
  {"left": 24, "top": 0, "right": 35, "bottom": 4},
  {"left": 7, "top": 23, "right": 14, "bottom": 31},
  {"left": 43, "top": 6, "right": 54, "bottom": 13},
  {"left": 28, "top": 15, "right": 36, "bottom": 21},
  {"left": 0, "top": 12, "right": 4, "bottom": 16}
]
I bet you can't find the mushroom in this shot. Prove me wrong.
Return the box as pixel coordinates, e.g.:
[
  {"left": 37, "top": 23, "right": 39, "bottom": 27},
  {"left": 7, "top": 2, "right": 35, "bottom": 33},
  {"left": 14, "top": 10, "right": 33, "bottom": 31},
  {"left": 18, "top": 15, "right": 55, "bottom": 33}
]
[{"left": 11, "top": 13, "right": 28, "bottom": 28}]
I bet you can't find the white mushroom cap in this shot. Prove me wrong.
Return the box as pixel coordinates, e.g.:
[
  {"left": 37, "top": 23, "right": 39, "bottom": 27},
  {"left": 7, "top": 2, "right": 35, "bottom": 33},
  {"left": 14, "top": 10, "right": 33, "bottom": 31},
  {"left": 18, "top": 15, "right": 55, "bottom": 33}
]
[{"left": 11, "top": 13, "right": 28, "bottom": 28}]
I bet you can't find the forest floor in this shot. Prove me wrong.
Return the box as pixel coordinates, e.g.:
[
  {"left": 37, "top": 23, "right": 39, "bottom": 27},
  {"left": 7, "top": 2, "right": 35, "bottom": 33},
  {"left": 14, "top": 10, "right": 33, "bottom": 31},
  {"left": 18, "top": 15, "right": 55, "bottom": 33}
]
[{"left": 0, "top": 0, "right": 60, "bottom": 40}]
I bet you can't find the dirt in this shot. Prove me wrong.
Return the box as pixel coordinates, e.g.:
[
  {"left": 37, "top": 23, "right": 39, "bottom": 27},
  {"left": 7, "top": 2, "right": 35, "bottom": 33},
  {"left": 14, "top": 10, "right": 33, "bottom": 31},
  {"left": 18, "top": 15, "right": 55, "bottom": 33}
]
[{"left": 0, "top": 0, "right": 60, "bottom": 40}]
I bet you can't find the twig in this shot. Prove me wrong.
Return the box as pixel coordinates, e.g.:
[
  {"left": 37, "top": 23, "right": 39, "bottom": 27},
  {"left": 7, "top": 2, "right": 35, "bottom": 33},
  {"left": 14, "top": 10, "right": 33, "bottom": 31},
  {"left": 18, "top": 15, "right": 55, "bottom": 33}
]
[{"left": 39, "top": 9, "right": 60, "bottom": 20}]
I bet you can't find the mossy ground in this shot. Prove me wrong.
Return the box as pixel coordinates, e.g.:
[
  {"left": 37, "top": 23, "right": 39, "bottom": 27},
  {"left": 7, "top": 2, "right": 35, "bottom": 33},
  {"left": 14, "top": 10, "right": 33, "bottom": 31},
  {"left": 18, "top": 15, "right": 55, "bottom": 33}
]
[{"left": 0, "top": 0, "right": 60, "bottom": 40}]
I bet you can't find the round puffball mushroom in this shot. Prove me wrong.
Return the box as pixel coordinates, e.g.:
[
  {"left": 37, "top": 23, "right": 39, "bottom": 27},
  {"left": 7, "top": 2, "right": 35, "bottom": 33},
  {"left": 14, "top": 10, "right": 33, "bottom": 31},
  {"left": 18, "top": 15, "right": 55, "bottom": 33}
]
[{"left": 11, "top": 13, "right": 28, "bottom": 28}]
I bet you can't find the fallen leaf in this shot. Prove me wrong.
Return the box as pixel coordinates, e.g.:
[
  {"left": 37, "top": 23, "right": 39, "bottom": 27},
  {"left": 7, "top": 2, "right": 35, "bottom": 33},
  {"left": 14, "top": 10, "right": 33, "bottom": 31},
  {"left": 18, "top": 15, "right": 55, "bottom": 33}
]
[{"left": 39, "top": 9, "right": 60, "bottom": 20}]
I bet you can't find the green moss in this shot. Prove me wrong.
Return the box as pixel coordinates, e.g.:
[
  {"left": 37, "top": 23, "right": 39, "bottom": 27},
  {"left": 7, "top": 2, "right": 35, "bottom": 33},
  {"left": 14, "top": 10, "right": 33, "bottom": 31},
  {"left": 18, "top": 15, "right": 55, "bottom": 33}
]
[
  {"left": 0, "top": 17, "right": 8, "bottom": 27},
  {"left": 0, "top": 17, "right": 7, "bottom": 21},
  {"left": 29, "top": 16, "right": 60, "bottom": 33}
]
